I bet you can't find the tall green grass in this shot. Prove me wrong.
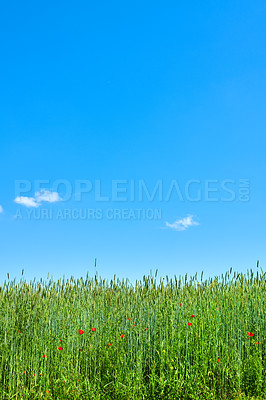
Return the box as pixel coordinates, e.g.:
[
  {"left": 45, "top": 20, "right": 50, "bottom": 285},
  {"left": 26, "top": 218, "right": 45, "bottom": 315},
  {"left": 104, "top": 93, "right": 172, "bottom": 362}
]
[{"left": 0, "top": 268, "right": 265, "bottom": 399}]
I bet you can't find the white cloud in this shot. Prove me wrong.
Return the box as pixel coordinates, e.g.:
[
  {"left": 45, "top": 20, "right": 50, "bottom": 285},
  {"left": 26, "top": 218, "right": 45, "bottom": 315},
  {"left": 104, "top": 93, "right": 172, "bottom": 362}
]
[
  {"left": 35, "top": 189, "right": 62, "bottom": 203},
  {"left": 0, "top": 205, "right": 3, "bottom": 213},
  {"left": 14, "top": 189, "right": 62, "bottom": 208},
  {"left": 165, "top": 215, "right": 199, "bottom": 231},
  {"left": 14, "top": 196, "right": 39, "bottom": 208}
]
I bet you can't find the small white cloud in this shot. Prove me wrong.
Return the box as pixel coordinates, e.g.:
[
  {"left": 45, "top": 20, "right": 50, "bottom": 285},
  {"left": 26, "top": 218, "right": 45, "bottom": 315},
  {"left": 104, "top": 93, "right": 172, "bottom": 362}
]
[
  {"left": 14, "top": 196, "right": 39, "bottom": 208},
  {"left": 35, "top": 189, "right": 62, "bottom": 203},
  {"left": 0, "top": 205, "right": 3, "bottom": 213},
  {"left": 14, "top": 189, "right": 62, "bottom": 208},
  {"left": 165, "top": 215, "right": 199, "bottom": 231}
]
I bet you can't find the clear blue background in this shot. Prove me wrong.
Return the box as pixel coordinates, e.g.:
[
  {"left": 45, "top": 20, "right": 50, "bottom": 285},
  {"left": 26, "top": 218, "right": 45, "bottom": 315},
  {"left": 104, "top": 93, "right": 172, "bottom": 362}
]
[{"left": 0, "top": 1, "right": 265, "bottom": 283}]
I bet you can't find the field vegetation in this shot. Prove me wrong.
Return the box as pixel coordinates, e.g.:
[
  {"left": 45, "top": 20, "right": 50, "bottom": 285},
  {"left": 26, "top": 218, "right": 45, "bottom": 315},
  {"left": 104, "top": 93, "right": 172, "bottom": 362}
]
[{"left": 0, "top": 268, "right": 265, "bottom": 399}]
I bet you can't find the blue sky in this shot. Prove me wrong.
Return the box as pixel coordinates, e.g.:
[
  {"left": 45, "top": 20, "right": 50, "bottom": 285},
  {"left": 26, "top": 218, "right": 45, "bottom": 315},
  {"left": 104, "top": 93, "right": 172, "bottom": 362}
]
[{"left": 0, "top": 1, "right": 265, "bottom": 284}]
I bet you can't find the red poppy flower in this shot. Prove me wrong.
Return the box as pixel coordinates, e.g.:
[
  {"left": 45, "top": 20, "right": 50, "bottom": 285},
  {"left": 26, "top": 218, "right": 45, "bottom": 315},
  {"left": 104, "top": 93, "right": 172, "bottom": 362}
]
[
  {"left": 255, "top": 342, "right": 259, "bottom": 344},
  {"left": 179, "top": 303, "right": 182, "bottom": 306},
  {"left": 217, "top": 359, "right": 220, "bottom": 362},
  {"left": 108, "top": 343, "right": 113, "bottom": 346},
  {"left": 91, "top": 327, "right": 96, "bottom": 332},
  {"left": 120, "top": 334, "right": 125, "bottom": 338},
  {"left": 230, "top": 312, "right": 233, "bottom": 315},
  {"left": 42, "top": 355, "right": 46, "bottom": 358},
  {"left": 79, "top": 329, "right": 84, "bottom": 335},
  {"left": 23, "top": 371, "right": 26, "bottom": 374},
  {"left": 247, "top": 332, "right": 254, "bottom": 337},
  {"left": 128, "top": 318, "right": 132, "bottom": 321},
  {"left": 190, "top": 315, "right": 195, "bottom": 317},
  {"left": 58, "top": 347, "right": 63, "bottom": 350},
  {"left": 187, "top": 322, "right": 192, "bottom": 326},
  {"left": 146, "top": 328, "right": 148, "bottom": 330},
  {"left": 79, "top": 349, "right": 82, "bottom": 351}
]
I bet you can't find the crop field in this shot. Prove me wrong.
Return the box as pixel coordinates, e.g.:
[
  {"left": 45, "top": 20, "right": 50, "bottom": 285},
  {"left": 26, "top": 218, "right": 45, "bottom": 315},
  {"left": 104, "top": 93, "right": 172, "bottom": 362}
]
[{"left": 0, "top": 268, "right": 265, "bottom": 400}]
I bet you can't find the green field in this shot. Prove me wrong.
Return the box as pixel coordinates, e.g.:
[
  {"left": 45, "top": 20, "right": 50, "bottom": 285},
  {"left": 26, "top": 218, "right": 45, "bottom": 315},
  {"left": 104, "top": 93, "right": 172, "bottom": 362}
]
[{"left": 0, "top": 268, "right": 265, "bottom": 400}]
